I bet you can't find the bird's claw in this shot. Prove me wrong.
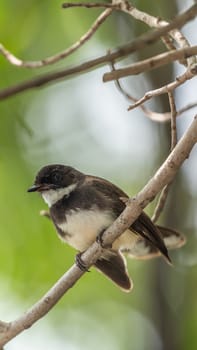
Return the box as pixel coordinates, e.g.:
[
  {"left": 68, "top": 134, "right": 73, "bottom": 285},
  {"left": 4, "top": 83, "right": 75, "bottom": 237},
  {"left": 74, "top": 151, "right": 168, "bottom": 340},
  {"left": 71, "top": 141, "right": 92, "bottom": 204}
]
[
  {"left": 96, "top": 229, "right": 112, "bottom": 249},
  {"left": 75, "top": 252, "right": 90, "bottom": 272}
]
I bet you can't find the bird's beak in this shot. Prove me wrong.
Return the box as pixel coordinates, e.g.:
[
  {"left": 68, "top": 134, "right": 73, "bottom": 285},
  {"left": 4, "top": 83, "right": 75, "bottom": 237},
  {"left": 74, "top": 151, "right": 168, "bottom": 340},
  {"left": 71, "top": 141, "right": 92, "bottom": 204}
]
[
  {"left": 27, "top": 184, "right": 53, "bottom": 192},
  {"left": 27, "top": 184, "right": 42, "bottom": 192}
]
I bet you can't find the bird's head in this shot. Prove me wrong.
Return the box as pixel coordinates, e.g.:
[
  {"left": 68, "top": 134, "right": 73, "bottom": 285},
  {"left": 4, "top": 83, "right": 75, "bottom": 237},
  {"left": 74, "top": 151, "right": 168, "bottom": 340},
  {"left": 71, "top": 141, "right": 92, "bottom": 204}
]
[{"left": 28, "top": 164, "right": 83, "bottom": 207}]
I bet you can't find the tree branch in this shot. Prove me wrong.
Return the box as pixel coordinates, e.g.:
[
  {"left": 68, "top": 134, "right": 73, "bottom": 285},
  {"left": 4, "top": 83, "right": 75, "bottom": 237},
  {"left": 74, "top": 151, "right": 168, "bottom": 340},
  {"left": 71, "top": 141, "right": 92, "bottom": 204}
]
[
  {"left": 0, "top": 115, "right": 197, "bottom": 348},
  {"left": 62, "top": 2, "right": 115, "bottom": 9},
  {"left": 128, "top": 65, "right": 197, "bottom": 111},
  {"left": 109, "top": 59, "right": 197, "bottom": 122},
  {"left": 0, "top": 8, "right": 112, "bottom": 68},
  {"left": 152, "top": 92, "right": 177, "bottom": 223},
  {"left": 0, "top": 2, "right": 196, "bottom": 101},
  {"left": 103, "top": 45, "right": 197, "bottom": 82},
  {"left": 1, "top": 1, "right": 195, "bottom": 69},
  {"left": 115, "top": 0, "right": 193, "bottom": 62}
]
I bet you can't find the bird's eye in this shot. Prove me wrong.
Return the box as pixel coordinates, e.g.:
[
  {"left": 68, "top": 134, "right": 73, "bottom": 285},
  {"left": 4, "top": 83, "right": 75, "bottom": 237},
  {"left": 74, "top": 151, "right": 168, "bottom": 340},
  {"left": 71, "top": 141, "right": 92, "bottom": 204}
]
[{"left": 51, "top": 172, "right": 62, "bottom": 183}]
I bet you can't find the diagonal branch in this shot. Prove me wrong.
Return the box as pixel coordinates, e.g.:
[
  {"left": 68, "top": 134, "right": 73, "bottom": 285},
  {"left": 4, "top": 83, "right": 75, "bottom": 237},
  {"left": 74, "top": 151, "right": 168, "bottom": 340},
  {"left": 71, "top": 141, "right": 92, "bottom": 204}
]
[
  {"left": 0, "top": 115, "right": 197, "bottom": 348},
  {"left": 103, "top": 45, "right": 197, "bottom": 82}
]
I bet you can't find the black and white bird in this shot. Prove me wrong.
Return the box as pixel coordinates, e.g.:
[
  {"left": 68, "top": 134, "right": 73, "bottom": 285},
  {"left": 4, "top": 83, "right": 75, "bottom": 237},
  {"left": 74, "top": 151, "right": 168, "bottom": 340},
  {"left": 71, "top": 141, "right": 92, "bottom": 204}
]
[{"left": 28, "top": 164, "right": 185, "bottom": 292}]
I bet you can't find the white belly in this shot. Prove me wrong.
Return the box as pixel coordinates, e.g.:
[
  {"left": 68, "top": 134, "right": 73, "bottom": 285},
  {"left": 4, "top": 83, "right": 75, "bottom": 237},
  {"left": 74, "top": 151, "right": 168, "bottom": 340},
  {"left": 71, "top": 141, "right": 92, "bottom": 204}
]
[{"left": 57, "top": 208, "right": 114, "bottom": 251}]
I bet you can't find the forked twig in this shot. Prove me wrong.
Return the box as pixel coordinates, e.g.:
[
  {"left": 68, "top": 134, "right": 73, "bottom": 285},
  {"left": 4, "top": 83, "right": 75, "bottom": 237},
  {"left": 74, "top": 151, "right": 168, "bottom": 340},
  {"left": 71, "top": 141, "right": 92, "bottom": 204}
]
[
  {"left": 114, "top": 0, "right": 195, "bottom": 67},
  {"left": 109, "top": 59, "right": 172, "bottom": 122},
  {"left": 111, "top": 60, "right": 197, "bottom": 121},
  {"left": 128, "top": 65, "right": 197, "bottom": 111}
]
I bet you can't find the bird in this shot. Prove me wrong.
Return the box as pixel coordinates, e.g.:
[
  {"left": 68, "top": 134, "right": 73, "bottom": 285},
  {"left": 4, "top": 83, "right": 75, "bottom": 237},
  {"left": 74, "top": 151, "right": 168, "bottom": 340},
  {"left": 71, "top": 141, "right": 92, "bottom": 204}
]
[{"left": 28, "top": 164, "right": 185, "bottom": 292}]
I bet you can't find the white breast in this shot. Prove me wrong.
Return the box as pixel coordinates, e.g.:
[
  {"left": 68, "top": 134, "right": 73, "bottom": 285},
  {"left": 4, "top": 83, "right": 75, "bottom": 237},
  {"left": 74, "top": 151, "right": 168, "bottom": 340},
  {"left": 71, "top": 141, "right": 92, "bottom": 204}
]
[{"left": 57, "top": 208, "right": 114, "bottom": 251}]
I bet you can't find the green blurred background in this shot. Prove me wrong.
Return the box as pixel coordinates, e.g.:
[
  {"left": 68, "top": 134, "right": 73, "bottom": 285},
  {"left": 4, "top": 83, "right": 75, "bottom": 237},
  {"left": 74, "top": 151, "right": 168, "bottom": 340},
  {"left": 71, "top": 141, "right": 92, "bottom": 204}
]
[{"left": 0, "top": 0, "right": 197, "bottom": 349}]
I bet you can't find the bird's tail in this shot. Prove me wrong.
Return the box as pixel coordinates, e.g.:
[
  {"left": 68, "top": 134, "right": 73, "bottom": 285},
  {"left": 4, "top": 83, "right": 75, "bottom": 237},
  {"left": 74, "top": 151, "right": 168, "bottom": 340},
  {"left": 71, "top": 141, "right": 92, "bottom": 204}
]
[{"left": 94, "top": 251, "right": 133, "bottom": 292}]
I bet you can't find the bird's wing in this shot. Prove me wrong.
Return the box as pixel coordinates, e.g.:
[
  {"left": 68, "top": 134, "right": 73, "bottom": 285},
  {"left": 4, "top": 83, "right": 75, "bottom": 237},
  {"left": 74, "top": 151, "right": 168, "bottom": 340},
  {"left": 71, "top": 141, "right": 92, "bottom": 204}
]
[
  {"left": 85, "top": 176, "right": 171, "bottom": 263},
  {"left": 131, "top": 212, "right": 171, "bottom": 264},
  {"left": 123, "top": 225, "right": 186, "bottom": 260}
]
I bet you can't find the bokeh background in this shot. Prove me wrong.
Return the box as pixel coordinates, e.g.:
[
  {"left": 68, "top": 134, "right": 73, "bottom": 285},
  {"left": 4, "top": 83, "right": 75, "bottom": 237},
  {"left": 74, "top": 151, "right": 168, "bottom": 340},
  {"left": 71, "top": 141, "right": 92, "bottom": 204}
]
[{"left": 0, "top": 0, "right": 197, "bottom": 349}]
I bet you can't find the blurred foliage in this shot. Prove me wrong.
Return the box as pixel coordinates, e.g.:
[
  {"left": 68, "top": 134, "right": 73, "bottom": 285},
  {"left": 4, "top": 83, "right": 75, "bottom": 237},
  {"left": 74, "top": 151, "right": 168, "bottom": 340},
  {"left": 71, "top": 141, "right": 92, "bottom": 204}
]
[{"left": 0, "top": 1, "right": 197, "bottom": 350}]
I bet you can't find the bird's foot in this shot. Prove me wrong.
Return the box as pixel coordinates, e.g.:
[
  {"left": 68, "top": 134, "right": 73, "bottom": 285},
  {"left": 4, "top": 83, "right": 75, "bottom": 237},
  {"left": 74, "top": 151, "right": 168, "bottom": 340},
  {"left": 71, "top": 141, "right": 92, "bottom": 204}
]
[
  {"left": 75, "top": 252, "right": 90, "bottom": 272},
  {"left": 96, "top": 229, "right": 112, "bottom": 249}
]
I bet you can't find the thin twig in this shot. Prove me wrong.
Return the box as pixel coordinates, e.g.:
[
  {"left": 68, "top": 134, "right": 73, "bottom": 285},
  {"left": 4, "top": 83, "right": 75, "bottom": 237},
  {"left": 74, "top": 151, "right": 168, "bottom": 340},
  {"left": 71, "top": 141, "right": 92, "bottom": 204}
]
[
  {"left": 110, "top": 58, "right": 173, "bottom": 122},
  {"left": 128, "top": 65, "right": 197, "bottom": 111},
  {"left": 0, "top": 8, "right": 112, "bottom": 68},
  {"left": 115, "top": 80, "right": 172, "bottom": 122},
  {"left": 103, "top": 45, "right": 197, "bottom": 82},
  {"left": 112, "top": 61, "right": 197, "bottom": 122},
  {"left": 177, "top": 102, "right": 197, "bottom": 116},
  {"left": 62, "top": 2, "right": 114, "bottom": 9},
  {"left": 168, "top": 91, "right": 178, "bottom": 149},
  {"left": 152, "top": 92, "right": 177, "bottom": 223},
  {"left": 152, "top": 185, "right": 171, "bottom": 223},
  {"left": 0, "top": 116, "right": 197, "bottom": 348}
]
